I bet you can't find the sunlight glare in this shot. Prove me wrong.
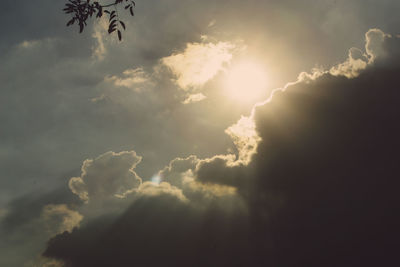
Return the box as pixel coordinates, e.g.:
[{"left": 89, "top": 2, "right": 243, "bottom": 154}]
[{"left": 224, "top": 61, "right": 268, "bottom": 102}]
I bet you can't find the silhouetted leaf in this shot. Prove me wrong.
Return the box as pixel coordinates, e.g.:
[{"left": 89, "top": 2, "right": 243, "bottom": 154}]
[
  {"left": 63, "top": 0, "right": 135, "bottom": 40},
  {"left": 118, "top": 30, "right": 122, "bottom": 41},
  {"left": 66, "top": 18, "right": 75, "bottom": 26},
  {"left": 120, "top": 21, "right": 126, "bottom": 30},
  {"left": 109, "top": 19, "right": 117, "bottom": 27}
]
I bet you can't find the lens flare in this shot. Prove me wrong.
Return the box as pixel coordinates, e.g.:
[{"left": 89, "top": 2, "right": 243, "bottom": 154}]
[{"left": 151, "top": 175, "right": 161, "bottom": 185}]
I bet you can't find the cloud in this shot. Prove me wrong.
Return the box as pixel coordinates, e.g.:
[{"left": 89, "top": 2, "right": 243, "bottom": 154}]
[
  {"left": 225, "top": 115, "right": 261, "bottom": 165},
  {"left": 181, "top": 176, "right": 241, "bottom": 208},
  {"left": 18, "top": 39, "right": 41, "bottom": 49},
  {"left": 154, "top": 113, "right": 261, "bottom": 192},
  {"left": 0, "top": 189, "right": 80, "bottom": 267},
  {"left": 158, "top": 155, "right": 242, "bottom": 205},
  {"left": 194, "top": 154, "right": 247, "bottom": 188},
  {"left": 41, "top": 204, "right": 83, "bottom": 235},
  {"left": 44, "top": 183, "right": 249, "bottom": 267},
  {"left": 44, "top": 29, "right": 400, "bottom": 266},
  {"left": 248, "top": 42, "right": 400, "bottom": 266},
  {"left": 2, "top": 0, "right": 399, "bottom": 264},
  {"left": 152, "top": 109, "right": 260, "bottom": 191},
  {"left": 182, "top": 93, "right": 207, "bottom": 104},
  {"left": 0, "top": 208, "right": 7, "bottom": 221},
  {"left": 91, "top": 19, "right": 108, "bottom": 61},
  {"left": 136, "top": 181, "right": 188, "bottom": 202},
  {"left": 106, "top": 67, "right": 150, "bottom": 90},
  {"left": 365, "top": 28, "right": 390, "bottom": 61},
  {"left": 329, "top": 28, "right": 390, "bottom": 78},
  {"left": 161, "top": 41, "right": 234, "bottom": 90},
  {"left": 26, "top": 257, "right": 65, "bottom": 267},
  {"left": 69, "top": 151, "right": 142, "bottom": 203},
  {"left": 329, "top": 47, "right": 368, "bottom": 78},
  {"left": 159, "top": 155, "right": 200, "bottom": 188},
  {"left": 208, "top": 19, "right": 217, "bottom": 27}
]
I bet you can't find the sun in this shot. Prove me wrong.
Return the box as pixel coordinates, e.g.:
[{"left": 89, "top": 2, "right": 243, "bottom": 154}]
[{"left": 224, "top": 61, "right": 268, "bottom": 102}]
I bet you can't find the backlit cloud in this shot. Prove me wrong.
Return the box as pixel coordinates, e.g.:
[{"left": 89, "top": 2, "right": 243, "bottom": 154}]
[
  {"left": 106, "top": 67, "right": 150, "bottom": 91},
  {"left": 329, "top": 47, "right": 368, "bottom": 78},
  {"left": 43, "top": 29, "right": 400, "bottom": 267},
  {"left": 182, "top": 93, "right": 207, "bottom": 104},
  {"left": 225, "top": 115, "right": 261, "bottom": 165},
  {"left": 329, "top": 29, "right": 389, "bottom": 78},
  {"left": 136, "top": 181, "right": 188, "bottom": 202},
  {"left": 41, "top": 204, "right": 83, "bottom": 235},
  {"left": 161, "top": 41, "right": 234, "bottom": 90},
  {"left": 2, "top": 0, "right": 400, "bottom": 265},
  {"left": 69, "top": 151, "right": 142, "bottom": 203},
  {"left": 365, "top": 28, "right": 390, "bottom": 62}
]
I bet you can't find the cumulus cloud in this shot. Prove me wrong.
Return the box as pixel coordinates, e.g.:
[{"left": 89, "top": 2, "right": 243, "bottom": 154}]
[
  {"left": 158, "top": 155, "right": 242, "bottom": 205},
  {"left": 44, "top": 181, "right": 249, "bottom": 267},
  {"left": 151, "top": 110, "right": 260, "bottom": 192},
  {"left": 248, "top": 45, "right": 400, "bottom": 267},
  {"left": 69, "top": 151, "right": 142, "bottom": 203},
  {"left": 44, "top": 29, "right": 400, "bottom": 267},
  {"left": 161, "top": 41, "right": 234, "bottom": 90},
  {"left": 329, "top": 47, "right": 368, "bottom": 78},
  {"left": 194, "top": 154, "right": 247, "bottom": 188},
  {"left": 136, "top": 181, "right": 188, "bottom": 202},
  {"left": 154, "top": 113, "right": 261, "bottom": 192},
  {"left": 181, "top": 176, "right": 242, "bottom": 208},
  {"left": 279, "top": 28, "right": 392, "bottom": 83},
  {"left": 225, "top": 115, "right": 261, "bottom": 165},
  {"left": 3, "top": 0, "right": 399, "bottom": 265},
  {"left": 41, "top": 204, "right": 83, "bottom": 235},
  {"left": 329, "top": 29, "right": 390, "bottom": 78},
  {"left": 0, "top": 188, "right": 81, "bottom": 267},
  {"left": 159, "top": 155, "right": 199, "bottom": 188},
  {"left": 365, "top": 28, "right": 390, "bottom": 61}
]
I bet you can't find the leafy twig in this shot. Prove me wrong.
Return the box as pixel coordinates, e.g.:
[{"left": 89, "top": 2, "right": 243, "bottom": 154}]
[{"left": 63, "top": 0, "right": 135, "bottom": 41}]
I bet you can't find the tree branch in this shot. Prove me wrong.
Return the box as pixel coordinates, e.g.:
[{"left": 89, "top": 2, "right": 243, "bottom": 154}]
[{"left": 63, "top": 0, "right": 135, "bottom": 40}]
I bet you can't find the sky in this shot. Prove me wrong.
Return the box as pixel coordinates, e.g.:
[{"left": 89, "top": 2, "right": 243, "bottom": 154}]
[{"left": 0, "top": 0, "right": 399, "bottom": 266}]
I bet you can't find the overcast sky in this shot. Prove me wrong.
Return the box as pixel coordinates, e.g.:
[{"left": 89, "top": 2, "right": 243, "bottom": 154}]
[{"left": 1, "top": 1, "right": 399, "bottom": 266}]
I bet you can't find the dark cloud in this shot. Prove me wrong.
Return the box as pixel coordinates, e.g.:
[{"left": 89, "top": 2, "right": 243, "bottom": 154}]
[
  {"left": 0, "top": 188, "right": 81, "bottom": 267},
  {"left": 44, "top": 192, "right": 250, "bottom": 267},
  {"left": 249, "top": 57, "right": 400, "bottom": 267},
  {"left": 43, "top": 34, "right": 400, "bottom": 266},
  {"left": 1, "top": 187, "right": 77, "bottom": 233},
  {"left": 2, "top": 0, "right": 400, "bottom": 265}
]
